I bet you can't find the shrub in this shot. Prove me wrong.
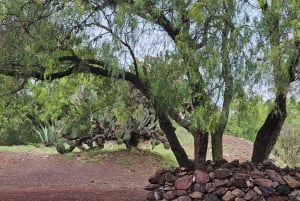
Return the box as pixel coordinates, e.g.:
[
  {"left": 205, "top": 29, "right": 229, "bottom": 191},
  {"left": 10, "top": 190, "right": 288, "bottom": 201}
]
[
  {"left": 0, "top": 120, "right": 39, "bottom": 145},
  {"left": 274, "top": 124, "right": 300, "bottom": 167}
]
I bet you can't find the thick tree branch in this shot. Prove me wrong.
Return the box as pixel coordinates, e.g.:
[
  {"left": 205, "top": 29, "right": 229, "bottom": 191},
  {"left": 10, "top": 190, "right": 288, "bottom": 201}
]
[
  {"left": 0, "top": 65, "right": 76, "bottom": 81},
  {"left": 59, "top": 56, "right": 148, "bottom": 94},
  {"left": 0, "top": 56, "right": 149, "bottom": 96},
  {"left": 87, "top": 64, "right": 148, "bottom": 94}
]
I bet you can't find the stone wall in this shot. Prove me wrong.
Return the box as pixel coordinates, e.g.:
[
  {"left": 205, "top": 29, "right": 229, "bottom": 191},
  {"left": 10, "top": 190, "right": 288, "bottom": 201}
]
[{"left": 145, "top": 160, "right": 300, "bottom": 201}]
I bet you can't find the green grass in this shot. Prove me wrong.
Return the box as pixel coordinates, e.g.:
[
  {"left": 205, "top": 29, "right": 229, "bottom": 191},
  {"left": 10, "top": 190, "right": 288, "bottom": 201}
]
[
  {"left": 0, "top": 144, "right": 57, "bottom": 155},
  {"left": 0, "top": 121, "right": 194, "bottom": 169},
  {"left": 5, "top": 125, "right": 290, "bottom": 169},
  {"left": 0, "top": 144, "right": 37, "bottom": 152},
  {"left": 59, "top": 141, "right": 177, "bottom": 168},
  {"left": 139, "top": 125, "right": 194, "bottom": 167}
]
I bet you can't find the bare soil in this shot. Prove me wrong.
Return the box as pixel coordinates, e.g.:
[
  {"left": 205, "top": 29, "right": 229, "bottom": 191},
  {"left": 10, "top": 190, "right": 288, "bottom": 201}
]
[{"left": 0, "top": 135, "right": 253, "bottom": 201}]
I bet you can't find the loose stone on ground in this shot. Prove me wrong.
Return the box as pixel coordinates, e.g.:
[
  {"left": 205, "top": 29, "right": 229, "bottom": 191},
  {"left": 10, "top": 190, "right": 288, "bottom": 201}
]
[{"left": 145, "top": 160, "right": 300, "bottom": 201}]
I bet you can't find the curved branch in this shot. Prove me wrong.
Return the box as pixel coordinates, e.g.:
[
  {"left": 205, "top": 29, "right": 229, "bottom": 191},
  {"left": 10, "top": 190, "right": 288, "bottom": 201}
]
[
  {"left": 0, "top": 63, "right": 76, "bottom": 81},
  {"left": 58, "top": 56, "right": 149, "bottom": 94},
  {"left": 87, "top": 64, "right": 148, "bottom": 94}
]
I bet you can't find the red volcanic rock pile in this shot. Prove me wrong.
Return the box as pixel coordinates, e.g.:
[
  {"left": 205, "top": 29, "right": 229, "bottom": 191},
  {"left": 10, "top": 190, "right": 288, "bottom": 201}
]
[{"left": 145, "top": 160, "right": 300, "bottom": 201}]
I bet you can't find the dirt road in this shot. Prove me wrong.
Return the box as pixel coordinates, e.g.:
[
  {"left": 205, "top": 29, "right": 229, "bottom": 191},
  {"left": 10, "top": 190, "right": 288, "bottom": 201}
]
[{"left": 0, "top": 135, "right": 253, "bottom": 201}]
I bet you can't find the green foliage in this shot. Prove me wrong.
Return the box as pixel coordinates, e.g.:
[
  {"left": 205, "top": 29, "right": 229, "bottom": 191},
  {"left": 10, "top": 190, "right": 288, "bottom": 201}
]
[
  {"left": 34, "top": 121, "right": 62, "bottom": 147},
  {"left": 0, "top": 122, "right": 38, "bottom": 146},
  {"left": 226, "top": 97, "right": 269, "bottom": 141},
  {"left": 1, "top": 0, "right": 300, "bottom": 165},
  {"left": 275, "top": 124, "right": 300, "bottom": 168},
  {"left": 55, "top": 140, "right": 66, "bottom": 154},
  {"left": 147, "top": 56, "right": 190, "bottom": 116},
  {"left": 273, "top": 100, "right": 300, "bottom": 167},
  {"left": 0, "top": 84, "right": 40, "bottom": 145}
]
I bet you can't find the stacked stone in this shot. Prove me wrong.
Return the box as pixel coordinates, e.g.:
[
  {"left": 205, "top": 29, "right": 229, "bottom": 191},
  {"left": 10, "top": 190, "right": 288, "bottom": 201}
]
[{"left": 145, "top": 160, "right": 300, "bottom": 201}]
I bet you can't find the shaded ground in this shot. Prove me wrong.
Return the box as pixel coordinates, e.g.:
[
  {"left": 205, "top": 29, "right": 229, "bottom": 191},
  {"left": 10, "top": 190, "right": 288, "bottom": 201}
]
[{"left": 0, "top": 135, "right": 253, "bottom": 201}]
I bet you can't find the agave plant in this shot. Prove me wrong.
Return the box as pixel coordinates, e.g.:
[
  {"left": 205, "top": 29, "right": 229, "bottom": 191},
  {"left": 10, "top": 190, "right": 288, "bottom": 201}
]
[{"left": 34, "top": 120, "right": 63, "bottom": 147}]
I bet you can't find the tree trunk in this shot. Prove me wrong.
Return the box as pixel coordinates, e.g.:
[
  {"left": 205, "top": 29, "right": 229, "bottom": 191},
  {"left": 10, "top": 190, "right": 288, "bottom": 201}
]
[
  {"left": 211, "top": 133, "right": 223, "bottom": 161},
  {"left": 158, "top": 113, "right": 193, "bottom": 169},
  {"left": 193, "top": 129, "right": 208, "bottom": 170},
  {"left": 251, "top": 94, "right": 287, "bottom": 163}
]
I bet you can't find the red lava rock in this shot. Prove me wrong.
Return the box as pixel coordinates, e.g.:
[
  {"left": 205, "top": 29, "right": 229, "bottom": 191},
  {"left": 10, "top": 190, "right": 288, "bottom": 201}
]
[
  {"left": 231, "top": 188, "right": 245, "bottom": 197},
  {"left": 174, "top": 189, "right": 188, "bottom": 196},
  {"left": 283, "top": 175, "right": 300, "bottom": 188},
  {"left": 214, "top": 178, "right": 229, "bottom": 187},
  {"left": 235, "top": 173, "right": 249, "bottom": 180},
  {"left": 177, "top": 195, "right": 192, "bottom": 201},
  {"left": 147, "top": 160, "right": 300, "bottom": 201},
  {"left": 266, "top": 195, "right": 288, "bottom": 201},
  {"left": 251, "top": 171, "right": 265, "bottom": 179},
  {"left": 189, "top": 191, "right": 203, "bottom": 199},
  {"left": 288, "top": 190, "right": 300, "bottom": 201},
  {"left": 265, "top": 169, "right": 286, "bottom": 184},
  {"left": 174, "top": 175, "right": 193, "bottom": 190},
  {"left": 164, "top": 190, "right": 176, "bottom": 200},
  {"left": 205, "top": 182, "right": 216, "bottom": 193},
  {"left": 253, "top": 196, "right": 267, "bottom": 201},
  {"left": 243, "top": 189, "right": 257, "bottom": 200},
  {"left": 215, "top": 168, "right": 232, "bottom": 179},
  {"left": 253, "top": 178, "right": 273, "bottom": 187},
  {"left": 222, "top": 191, "right": 235, "bottom": 201},
  {"left": 235, "top": 198, "right": 246, "bottom": 201},
  {"left": 254, "top": 186, "right": 263, "bottom": 195},
  {"left": 195, "top": 170, "right": 209, "bottom": 184}
]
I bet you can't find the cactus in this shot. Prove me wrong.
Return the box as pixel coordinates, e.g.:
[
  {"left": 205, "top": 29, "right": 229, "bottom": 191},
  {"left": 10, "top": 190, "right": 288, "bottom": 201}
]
[
  {"left": 146, "top": 121, "right": 157, "bottom": 130},
  {"left": 55, "top": 141, "right": 65, "bottom": 154},
  {"left": 116, "top": 138, "right": 124, "bottom": 145},
  {"left": 122, "top": 131, "right": 132, "bottom": 142}
]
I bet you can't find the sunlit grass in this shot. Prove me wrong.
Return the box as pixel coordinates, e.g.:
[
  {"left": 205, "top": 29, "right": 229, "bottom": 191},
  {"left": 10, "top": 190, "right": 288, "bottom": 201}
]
[
  {"left": 3, "top": 126, "right": 287, "bottom": 169},
  {"left": 0, "top": 144, "right": 57, "bottom": 155}
]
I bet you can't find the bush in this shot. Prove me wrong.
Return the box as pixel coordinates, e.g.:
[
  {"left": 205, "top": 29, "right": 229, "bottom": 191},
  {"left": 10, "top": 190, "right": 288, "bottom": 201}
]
[
  {"left": 274, "top": 124, "right": 300, "bottom": 167},
  {"left": 0, "top": 121, "right": 39, "bottom": 146}
]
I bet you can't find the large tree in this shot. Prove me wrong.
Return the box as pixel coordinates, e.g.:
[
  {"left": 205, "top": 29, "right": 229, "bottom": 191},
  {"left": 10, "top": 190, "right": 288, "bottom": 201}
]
[
  {"left": 0, "top": 0, "right": 299, "bottom": 169},
  {"left": 251, "top": 0, "right": 300, "bottom": 162}
]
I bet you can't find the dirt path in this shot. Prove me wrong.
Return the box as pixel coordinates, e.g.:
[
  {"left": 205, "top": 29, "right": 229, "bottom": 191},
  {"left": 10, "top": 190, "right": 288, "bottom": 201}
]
[
  {"left": 0, "top": 150, "right": 157, "bottom": 201},
  {"left": 0, "top": 135, "right": 253, "bottom": 201}
]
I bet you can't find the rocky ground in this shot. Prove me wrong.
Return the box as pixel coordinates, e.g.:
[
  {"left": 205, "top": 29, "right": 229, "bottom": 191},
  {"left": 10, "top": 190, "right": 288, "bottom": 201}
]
[
  {"left": 0, "top": 135, "right": 256, "bottom": 201},
  {"left": 145, "top": 160, "right": 300, "bottom": 200}
]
